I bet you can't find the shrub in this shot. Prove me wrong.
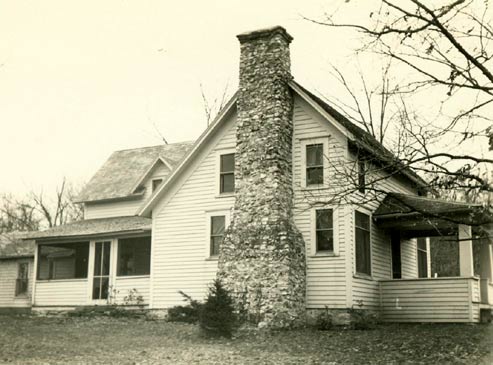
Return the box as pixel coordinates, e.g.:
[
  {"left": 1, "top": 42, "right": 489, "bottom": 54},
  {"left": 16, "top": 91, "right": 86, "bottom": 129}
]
[
  {"left": 347, "top": 301, "right": 377, "bottom": 330},
  {"left": 315, "top": 306, "right": 334, "bottom": 331},
  {"left": 199, "top": 279, "right": 236, "bottom": 338},
  {"left": 167, "top": 291, "right": 203, "bottom": 323}
]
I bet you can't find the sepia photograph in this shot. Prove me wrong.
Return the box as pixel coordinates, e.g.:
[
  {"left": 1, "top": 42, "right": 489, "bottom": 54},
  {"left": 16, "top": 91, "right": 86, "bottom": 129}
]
[{"left": 0, "top": 1, "right": 492, "bottom": 364}]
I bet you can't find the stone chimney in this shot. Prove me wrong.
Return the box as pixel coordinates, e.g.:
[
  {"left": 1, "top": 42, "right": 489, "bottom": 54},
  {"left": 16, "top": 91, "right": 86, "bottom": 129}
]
[{"left": 218, "top": 26, "right": 306, "bottom": 329}]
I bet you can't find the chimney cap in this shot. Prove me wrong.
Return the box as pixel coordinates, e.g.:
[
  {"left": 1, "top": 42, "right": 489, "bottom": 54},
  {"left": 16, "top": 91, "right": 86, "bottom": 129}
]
[{"left": 237, "top": 26, "right": 293, "bottom": 44}]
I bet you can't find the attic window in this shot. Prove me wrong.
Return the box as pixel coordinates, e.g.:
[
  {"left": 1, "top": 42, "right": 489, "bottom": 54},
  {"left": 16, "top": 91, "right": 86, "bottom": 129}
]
[
  {"left": 306, "top": 144, "right": 324, "bottom": 186},
  {"left": 358, "top": 159, "right": 366, "bottom": 193},
  {"left": 152, "top": 179, "right": 163, "bottom": 192},
  {"left": 219, "top": 153, "right": 235, "bottom": 194}
]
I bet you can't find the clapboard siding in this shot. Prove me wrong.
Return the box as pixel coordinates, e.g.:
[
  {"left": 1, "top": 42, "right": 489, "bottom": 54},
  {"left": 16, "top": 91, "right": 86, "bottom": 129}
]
[
  {"left": 292, "top": 95, "right": 349, "bottom": 308},
  {"left": 84, "top": 199, "right": 144, "bottom": 219},
  {"left": 113, "top": 276, "right": 150, "bottom": 305},
  {"left": 34, "top": 280, "right": 88, "bottom": 306},
  {"left": 150, "top": 112, "right": 236, "bottom": 308},
  {"left": 380, "top": 277, "right": 480, "bottom": 322},
  {"left": 0, "top": 259, "right": 33, "bottom": 308}
]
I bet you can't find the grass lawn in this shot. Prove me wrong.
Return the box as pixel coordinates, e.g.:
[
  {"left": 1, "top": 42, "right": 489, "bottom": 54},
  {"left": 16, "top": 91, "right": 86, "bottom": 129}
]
[{"left": 0, "top": 315, "right": 491, "bottom": 364}]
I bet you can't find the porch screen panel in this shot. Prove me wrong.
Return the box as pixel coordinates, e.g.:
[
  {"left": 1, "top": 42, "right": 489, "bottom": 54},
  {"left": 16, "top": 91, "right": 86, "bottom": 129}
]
[
  {"left": 37, "top": 242, "right": 89, "bottom": 280},
  {"left": 117, "top": 237, "right": 151, "bottom": 276},
  {"left": 355, "top": 211, "right": 371, "bottom": 275}
]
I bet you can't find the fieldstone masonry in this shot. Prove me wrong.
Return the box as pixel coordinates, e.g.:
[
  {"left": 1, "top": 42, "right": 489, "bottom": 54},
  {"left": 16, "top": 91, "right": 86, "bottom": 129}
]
[{"left": 217, "top": 26, "right": 306, "bottom": 329}]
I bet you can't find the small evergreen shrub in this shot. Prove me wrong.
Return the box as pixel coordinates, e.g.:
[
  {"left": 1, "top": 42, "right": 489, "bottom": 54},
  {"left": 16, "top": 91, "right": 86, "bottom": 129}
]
[
  {"left": 167, "top": 291, "right": 203, "bottom": 323},
  {"left": 347, "top": 301, "right": 377, "bottom": 330},
  {"left": 199, "top": 279, "right": 236, "bottom": 338},
  {"left": 316, "top": 306, "right": 334, "bottom": 331}
]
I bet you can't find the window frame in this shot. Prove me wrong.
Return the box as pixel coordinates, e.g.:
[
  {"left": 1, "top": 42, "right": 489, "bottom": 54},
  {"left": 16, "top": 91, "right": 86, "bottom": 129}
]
[
  {"left": 15, "top": 261, "right": 29, "bottom": 297},
  {"left": 205, "top": 210, "right": 231, "bottom": 259},
  {"left": 354, "top": 210, "right": 372, "bottom": 277},
  {"left": 116, "top": 236, "right": 152, "bottom": 278},
  {"left": 357, "top": 158, "right": 366, "bottom": 193},
  {"left": 310, "top": 206, "right": 339, "bottom": 256},
  {"left": 301, "top": 137, "right": 329, "bottom": 189},
  {"left": 216, "top": 149, "right": 236, "bottom": 196},
  {"left": 417, "top": 237, "right": 429, "bottom": 278},
  {"left": 36, "top": 241, "right": 90, "bottom": 281}
]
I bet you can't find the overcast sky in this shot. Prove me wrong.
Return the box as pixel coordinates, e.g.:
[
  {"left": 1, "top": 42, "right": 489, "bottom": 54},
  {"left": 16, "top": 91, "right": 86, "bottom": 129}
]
[{"left": 0, "top": 1, "right": 488, "bottom": 197}]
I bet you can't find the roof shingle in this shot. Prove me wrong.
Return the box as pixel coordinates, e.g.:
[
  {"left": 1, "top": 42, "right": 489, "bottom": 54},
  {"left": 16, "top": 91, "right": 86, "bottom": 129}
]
[
  {"left": 77, "top": 142, "right": 193, "bottom": 203},
  {"left": 0, "top": 232, "right": 35, "bottom": 259}
]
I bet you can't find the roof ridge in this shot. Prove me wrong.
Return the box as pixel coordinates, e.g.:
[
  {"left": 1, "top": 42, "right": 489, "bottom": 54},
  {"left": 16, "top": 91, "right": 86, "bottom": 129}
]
[{"left": 114, "top": 140, "right": 194, "bottom": 153}]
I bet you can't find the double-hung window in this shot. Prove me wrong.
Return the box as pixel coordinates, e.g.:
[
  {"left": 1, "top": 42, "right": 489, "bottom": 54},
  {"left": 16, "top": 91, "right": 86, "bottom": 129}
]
[
  {"left": 210, "top": 216, "right": 226, "bottom": 256},
  {"left": 15, "top": 262, "right": 29, "bottom": 296},
  {"left": 306, "top": 144, "right": 324, "bottom": 186},
  {"left": 315, "top": 209, "right": 334, "bottom": 252},
  {"left": 417, "top": 238, "right": 428, "bottom": 278},
  {"left": 219, "top": 153, "right": 235, "bottom": 194},
  {"left": 355, "top": 211, "right": 371, "bottom": 276}
]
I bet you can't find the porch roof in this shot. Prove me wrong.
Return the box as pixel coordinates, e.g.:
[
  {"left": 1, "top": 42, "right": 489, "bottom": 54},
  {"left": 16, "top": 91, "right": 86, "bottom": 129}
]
[
  {"left": 29, "top": 216, "right": 152, "bottom": 242},
  {"left": 374, "top": 192, "right": 493, "bottom": 238},
  {"left": 0, "top": 232, "right": 35, "bottom": 259}
]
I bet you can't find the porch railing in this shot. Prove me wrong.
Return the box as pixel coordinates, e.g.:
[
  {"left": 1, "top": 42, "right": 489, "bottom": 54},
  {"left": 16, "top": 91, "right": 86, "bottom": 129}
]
[{"left": 379, "top": 277, "right": 481, "bottom": 323}]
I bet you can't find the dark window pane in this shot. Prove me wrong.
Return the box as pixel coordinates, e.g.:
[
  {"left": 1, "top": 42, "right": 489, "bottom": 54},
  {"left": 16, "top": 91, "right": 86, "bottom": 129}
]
[
  {"left": 37, "top": 242, "right": 89, "bottom": 280},
  {"left": 307, "top": 167, "right": 323, "bottom": 185},
  {"left": 117, "top": 237, "right": 151, "bottom": 276},
  {"left": 220, "top": 153, "right": 235, "bottom": 172},
  {"left": 355, "top": 227, "right": 371, "bottom": 275},
  {"left": 94, "top": 242, "right": 102, "bottom": 276},
  {"left": 220, "top": 173, "right": 235, "bottom": 193},
  {"left": 152, "top": 179, "right": 163, "bottom": 192},
  {"left": 210, "top": 236, "right": 222, "bottom": 256},
  {"left": 306, "top": 144, "right": 323, "bottom": 166},
  {"left": 355, "top": 211, "right": 370, "bottom": 230},
  {"left": 102, "top": 242, "right": 111, "bottom": 276},
  {"left": 316, "top": 209, "right": 333, "bottom": 230},
  {"left": 316, "top": 230, "right": 333, "bottom": 252},
  {"left": 92, "top": 277, "right": 109, "bottom": 300},
  {"left": 418, "top": 250, "right": 428, "bottom": 278},
  {"left": 417, "top": 238, "right": 427, "bottom": 250},
  {"left": 211, "top": 216, "right": 225, "bottom": 235}
]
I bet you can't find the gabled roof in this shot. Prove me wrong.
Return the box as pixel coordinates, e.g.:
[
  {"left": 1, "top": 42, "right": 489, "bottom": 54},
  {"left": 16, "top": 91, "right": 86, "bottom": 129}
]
[
  {"left": 139, "top": 82, "right": 427, "bottom": 216},
  {"left": 77, "top": 142, "right": 193, "bottom": 203},
  {"left": 29, "top": 216, "right": 152, "bottom": 241},
  {"left": 0, "top": 232, "right": 35, "bottom": 259},
  {"left": 291, "top": 81, "right": 427, "bottom": 189}
]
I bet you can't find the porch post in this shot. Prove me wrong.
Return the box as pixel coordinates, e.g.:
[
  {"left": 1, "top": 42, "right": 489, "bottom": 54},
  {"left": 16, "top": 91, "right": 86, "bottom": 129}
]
[{"left": 458, "top": 224, "right": 474, "bottom": 277}]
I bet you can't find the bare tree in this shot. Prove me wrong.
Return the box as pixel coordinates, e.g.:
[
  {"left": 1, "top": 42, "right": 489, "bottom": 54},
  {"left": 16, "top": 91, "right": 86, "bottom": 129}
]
[
  {"left": 200, "top": 82, "right": 231, "bottom": 126},
  {"left": 0, "top": 178, "right": 83, "bottom": 233},
  {"left": 306, "top": 0, "right": 493, "bottom": 195}
]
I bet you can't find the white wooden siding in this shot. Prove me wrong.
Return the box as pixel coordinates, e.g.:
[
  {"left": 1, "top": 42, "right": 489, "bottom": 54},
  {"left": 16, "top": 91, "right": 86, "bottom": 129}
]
[
  {"left": 292, "top": 95, "right": 349, "bottom": 309},
  {"left": 150, "top": 113, "right": 237, "bottom": 308},
  {"left": 0, "top": 259, "right": 33, "bottom": 308},
  {"left": 34, "top": 280, "right": 88, "bottom": 306},
  {"left": 380, "top": 277, "right": 480, "bottom": 323},
  {"left": 84, "top": 199, "right": 143, "bottom": 219},
  {"left": 113, "top": 276, "right": 150, "bottom": 305}
]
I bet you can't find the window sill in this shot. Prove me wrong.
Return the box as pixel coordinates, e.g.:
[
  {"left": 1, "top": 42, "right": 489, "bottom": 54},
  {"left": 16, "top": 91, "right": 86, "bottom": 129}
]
[
  {"left": 14, "top": 295, "right": 29, "bottom": 299},
  {"left": 205, "top": 256, "right": 219, "bottom": 261},
  {"left": 115, "top": 275, "right": 150, "bottom": 279},
  {"left": 309, "top": 252, "right": 338, "bottom": 258},
  {"left": 301, "top": 185, "right": 328, "bottom": 191},
  {"left": 215, "top": 193, "right": 234, "bottom": 199},
  {"left": 353, "top": 273, "right": 374, "bottom": 281}
]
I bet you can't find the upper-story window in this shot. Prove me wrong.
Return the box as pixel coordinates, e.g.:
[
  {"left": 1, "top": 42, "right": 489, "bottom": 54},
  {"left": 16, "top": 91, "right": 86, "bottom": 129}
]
[
  {"left": 219, "top": 153, "right": 235, "bottom": 194},
  {"left": 306, "top": 144, "right": 324, "bottom": 186},
  {"left": 152, "top": 178, "right": 163, "bottom": 192}
]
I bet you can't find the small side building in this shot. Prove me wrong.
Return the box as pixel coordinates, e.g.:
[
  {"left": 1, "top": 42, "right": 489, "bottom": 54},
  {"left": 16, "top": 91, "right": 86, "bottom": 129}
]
[{"left": 0, "top": 232, "right": 35, "bottom": 313}]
